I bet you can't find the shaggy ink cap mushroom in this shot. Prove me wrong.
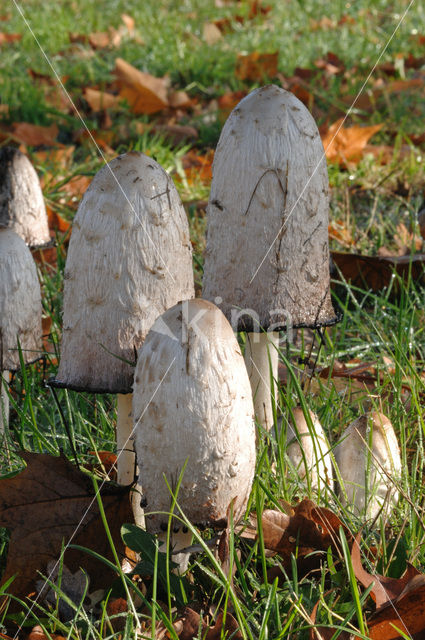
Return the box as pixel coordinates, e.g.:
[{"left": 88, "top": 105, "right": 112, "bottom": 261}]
[
  {"left": 202, "top": 85, "right": 339, "bottom": 431},
  {"left": 286, "top": 407, "right": 334, "bottom": 493},
  {"left": 0, "top": 229, "right": 42, "bottom": 371},
  {"left": 202, "top": 85, "right": 337, "bottom": 332},
  {"left": 335, "top": 411, "right": 401, "bottom": 520},
  {"left": 50, "top": 151, "right": 194, "bottom": 395},
  {"left": 132, "top": 298, "right": 256, "bottom": 535},
  {"left": 0, "top": 147, "right": 50, "bottom": 249},
  {"left": 0, "top": 229, "right": 42, "bottom": 433}
]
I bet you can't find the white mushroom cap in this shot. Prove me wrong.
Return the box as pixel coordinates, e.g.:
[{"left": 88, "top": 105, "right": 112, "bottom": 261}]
[
  {"left": 0, "top": 147, "right": 50, "bottom": 248},
  {"left": 335, "top": 411, "right": 401, "bottom": 520},
  {"left": 0, "top": 229, "right": 42, "bottom": 371},
  {"left": 203, "top": 85, "right": 336, "bottom": 331},
  {"left": 133, "top": 298, "right": 256, "bottom": 533},
  {"left": 286, "top": 407, "right": 334, "bottom": 492},
  {"left": 52, "top": 152, "right": 194, "bottom": 394}
]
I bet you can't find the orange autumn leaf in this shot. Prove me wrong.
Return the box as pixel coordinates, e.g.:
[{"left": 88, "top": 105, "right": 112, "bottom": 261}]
[
  {"left": 328, "top": 219, "right": 354, "bottom": 247},
  {"left": 115, "top": 57, "right": 168, "bottom": 115},
  {"left": 83, "top": 88, "right": 121, "bottom": 111},
  {"left": 61, "top": 174, "right": 92, "bottom": 199},
  {"left": 182, "top": 149, "right": 214, "bottom": 185},
  {"left": 0, "top": 32, "right": 21, "bottom": 45},
  {"left": 89, "top": 28, "right": 121, "bottom": 49},
  {"left": 12, "top": 122, "right": 59, "bottom": 147},
  {"left": 34, "top": 145, "right": 75, "bottom": 169},
  {"left": 321, "top": 118, "right": 383, "bottom": 164},
  {"left": 235, "top": 51, "right": 279, "bottom": 81},
  {"left": 47, "top": 207, "right": 71, "bottom": 233},
  {"left": 121, "top": 14, "right": 135, "bottom": 32}
]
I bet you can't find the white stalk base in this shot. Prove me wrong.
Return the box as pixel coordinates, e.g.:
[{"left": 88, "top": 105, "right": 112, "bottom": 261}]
[
  {"left": 116, "top": 393, "right": 145, "bottom": 527},
  {"left": 158, "top": 528, "right": 193, "bottom": 574},
  {"left": 0, "top": 370, "right": 10, "bottom": 436},
  {"left": 244, "top": 332, "right": 279, "bottom": 431}
]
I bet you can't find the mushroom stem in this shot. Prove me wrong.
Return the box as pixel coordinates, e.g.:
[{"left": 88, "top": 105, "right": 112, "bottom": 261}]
[
  {"left": 244, "top": 332, "right": 279, "bottom": 431},
  {"left": 116, "top": 393, "right": 136, "bottom": 485},
  {"left": 0, "top": 370, "right": 9, "bottom": 434},
  {"left": 117, "top": 393, "right": 145, "bottom": 527},
  {"left": 158, "top": 528, "right": 193, "bottom": 575}
]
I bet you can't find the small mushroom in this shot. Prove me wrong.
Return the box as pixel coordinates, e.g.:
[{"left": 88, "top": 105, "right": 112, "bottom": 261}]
[
  {"left": 0, "top": 147, "right": 50, "bottom": 248},
  {"left": 203, "top": 85, "right": 338, "bottom": 431},
  {"left": 335, "top": 411, "right": 401, "bottom": 520},
  {"left": 0, "top": 229, "right": 42, "bottom": 433},
  {"left": 132, "top": 299, "right": 256, "bottom": 572},
  {"left": 285, "top": 407, "right": 334, "bottom": 493},
  {"left": 50, "top": 151, "right": 194, "bottom": 495}
]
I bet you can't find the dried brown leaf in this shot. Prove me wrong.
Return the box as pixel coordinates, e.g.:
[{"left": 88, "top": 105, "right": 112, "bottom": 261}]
[
  {"left": 0, "top": 452, "right": 133, "bottom": 604},
  {"left": 235, "top": 51, "right": 279, "bottom": 81},
  {"left": 203, "top": 22, "right": 222, "bottom": 45},
  {"left": 321, "top": 119, "right": 383, "bottom": 165},
  {"left": 115, "top": 57, "right": 168, "bottom": 114},
  {"left": 83, "top": 88, "right": 121, "bottom": 111},
  {"left": 12, "top": 122, "right": 59, "bottom": 147}
]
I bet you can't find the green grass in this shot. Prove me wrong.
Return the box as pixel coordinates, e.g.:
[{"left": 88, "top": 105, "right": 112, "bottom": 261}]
[{"left": 1, "top": 0, "right": 425, "bottom": 637}]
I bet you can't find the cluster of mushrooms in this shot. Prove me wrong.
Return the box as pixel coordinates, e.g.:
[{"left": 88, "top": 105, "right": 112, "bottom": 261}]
[{"left": 0, "top": 86, "right": 402, "bottom": 572}]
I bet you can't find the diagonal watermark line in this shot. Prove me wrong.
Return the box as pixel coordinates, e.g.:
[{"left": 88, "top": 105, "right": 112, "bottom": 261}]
[
  {"left": 14, "top": 358, "right": 176, "bottom": 638},
  {"left": 11, "top": 0, "right": 176, "bottom": 283},
  {"left": 249, "top": 0, "right": 416, "bottom": 285}
]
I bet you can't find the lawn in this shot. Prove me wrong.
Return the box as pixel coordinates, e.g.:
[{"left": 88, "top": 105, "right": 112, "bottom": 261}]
[{"left": 1, "top": 0, "right": 425, "bottom": 638}]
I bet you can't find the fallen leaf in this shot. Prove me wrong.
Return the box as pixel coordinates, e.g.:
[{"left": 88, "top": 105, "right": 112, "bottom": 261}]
[
  {"left": 181, "top": 149, "right": 214, "bottom": 185},
  {"left": 0, "top": 32, "right": 21, "bottom": 45},
  {"left": 321, "top": 119, "right": 383, "bottom": 165},
  {"left": 235, "top": 51, "right": 279, "bottom": 81},
  {"left": 115, "top": 58, "right": 168, "bottom": 115},
  {"left": 121, "top": 14, "right": 135, "bottom": 32},
  {"left": 203, "top": 22, "right": 222, "bottom": 45},
  {"left": 47, "top": 208, "right": 71, "bottom": 233},
  {"left": 309, "top": 595, "right": 352, "bottom": 640},
  {"left": 89, "top": 28, "right": 121, "bottom": 49},
  {"left": 328, "top": 219, "right": 354, "bottom": 247},
  {"left": 83, "top": 88, "right": 121, "bottom": 111},
  {"left": 331, "top": 250, "right": 425, "bottom": 292},
  {"left": 351, "top": 532, "right": 420, "bottom": 610},
  {"left": 27, "top": 625, "right": 66, "bottom": 640},
  {"left": 61, "top": 174, "right": 92, "bottom": 199},
  {"left": 12, "top": 122, "right": 59, "bottom": 147},
  {"left": 175, "top": 608, "right": 242, "bottom": 640},
  {"left": 247, "top": 499, "right": 350, "bottom": 579},
  {"left": 168, "top": 90, "right": 192, "bottom": 110},
  {"left": 34, "top": 145, "right": 75, "bottom": 169},
  {"left": 352, "top": 532, "right": 425, "bottom": 639},
  {"left": 0, "top": 452, "right": 133, "bottom": 603}
]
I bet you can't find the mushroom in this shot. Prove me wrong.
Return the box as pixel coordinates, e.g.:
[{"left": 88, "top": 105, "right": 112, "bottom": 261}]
[
  {"left": 132, "top": 298, "right": 256, "bottom": 572},
  {"left": 202, "top": 85, "right": 338, "bottom": 431},
  {"left": 335, "top": 411, "right": 401, "bottom": 520},
  {"left": 49, "top": 151, "right": 194, "bottom": 493},
  {"left": 0, "top": 229, "right": 42, "bottom": 433},
  {"left": 285, "top": 407, "right": 334, "bottom": 493},
  {"left": 0, "top": 147, "right": 50, "bottom": 248}
]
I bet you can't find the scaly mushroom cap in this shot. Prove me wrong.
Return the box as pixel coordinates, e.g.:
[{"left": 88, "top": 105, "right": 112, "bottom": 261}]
[
  {"left": 0, "top": 229, "right": 42, "bottom": 370},
  {"left": 286, "top": 407, "right": 334, "bottom": 492},
  {"left": 133, "top": 298, "right": 256, "bottom": 533},
  {"left": 203, "top": 85, "right": 337, "bottom": 331},
  {"left": 0, "top": 147, "right": 50, "bottom": 248},
  {"left": 52, "top": 152, "right": 194, "bottom": 394},
  {"left": 335, "top": 411, "right": 401, "bottom": 519}
]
